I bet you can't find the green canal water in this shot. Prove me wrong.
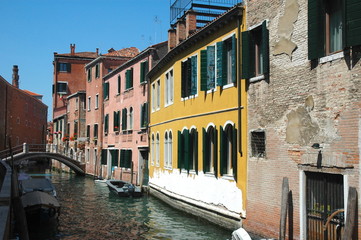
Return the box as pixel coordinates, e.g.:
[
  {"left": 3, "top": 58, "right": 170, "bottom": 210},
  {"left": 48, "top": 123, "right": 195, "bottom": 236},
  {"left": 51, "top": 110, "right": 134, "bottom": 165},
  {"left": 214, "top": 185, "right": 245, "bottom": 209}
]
[{"left": 45, "top": 171, "right": 233, "bottom": 240}]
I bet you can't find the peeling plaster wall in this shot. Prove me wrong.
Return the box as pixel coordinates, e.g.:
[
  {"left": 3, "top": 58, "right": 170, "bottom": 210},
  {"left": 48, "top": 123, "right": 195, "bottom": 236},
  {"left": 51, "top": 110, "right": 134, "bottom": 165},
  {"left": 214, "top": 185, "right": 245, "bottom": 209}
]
[{"left": 150, "top": 169, "right": 244, "bottom": 219}]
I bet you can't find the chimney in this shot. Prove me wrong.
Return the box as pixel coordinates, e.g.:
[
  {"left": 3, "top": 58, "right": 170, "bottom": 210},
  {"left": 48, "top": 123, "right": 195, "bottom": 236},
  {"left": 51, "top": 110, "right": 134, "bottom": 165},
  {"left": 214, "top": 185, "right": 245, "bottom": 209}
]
[
  {"left": 12, "top": 65, "right": 19, "bottom": 88},
  {"left": 168, "top": 28, "right": 176, "bottom": 51},
  {"left": 185, "top": 10, "right": 197, "bottom": 38},
  {"left": 96, "top": 48, "right": 99, "bottom": 55},
  {"left": 176, "top": 19, "right": 186, "bottom": 45},
  {"left": 70, "top": 44, "right": 75, "bottom": 55},
  {"left": 108, "top": 48, "right": 115, "bottom": 53}
]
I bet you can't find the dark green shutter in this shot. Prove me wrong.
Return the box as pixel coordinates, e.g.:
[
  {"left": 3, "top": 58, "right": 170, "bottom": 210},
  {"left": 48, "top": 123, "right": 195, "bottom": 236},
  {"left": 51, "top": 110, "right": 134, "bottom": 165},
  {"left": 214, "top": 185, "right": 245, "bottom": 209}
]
[
  {"left": 118, "top": 76, "right": 121, "bottom": 93},
  {"left": 232, "top": 127, "right": 238, "bottom": 181},
  {"left": 130, "top": 68, "right": 133, "bottom": 88},
  {"left": 140, "top": 62, "right": 145, "bottom": 83},
  {"left": 202, "top": 128, "right": 208, "bottom": 173},
  {"left": 122, "top": 109, "right": 127, "bottom": 130},
  {"left": 56, "top": 62, "right": 60, "bottom": 72},
  {"left": 113, "top": 111, "right": 116, "bottom": 131},
  {"left": 194, "top": 130, "right": 198, "bottom": 174},
  {"left": 120, "top": 150, "right": 125, "bottom": 167},
  {"left": 127, "top": 150, "right": 132, "bottom": 168},
  {"left": 111, "top": 150, "right": 119, "bottom": 167},
  {"left": 67, "top": 63, "right": 71, "bottom": 73},
  {"left": 191, "top": 56, "right": 197, "bottom": 95},
  {"left": 181, "top": 61, "right": 187, "bottom": 98},
  {"left": 117, "top": 111, "right": 120, "bottom": 129},
  {"left": 261, "top": 21, "right": 270, "bottom": 75},
  {"left": 222, "top": 40, "right": 228, "bottom": 86},
  {"left": 213, "top": 128, "right": 218, "bottom": 178},
  {"left": 308, "top": 0, "right": 325, "bottom": 60},
  {"left": 126, "top": 70, "right": 129, "bottom": 89},
  {"left": 177, "top": 131, "right": 184, "bottom": 171},
  {"left": 101, "top": 149, "right": 108, "bottom": 165},
  {"left": 104, "top": 114, "right": 109, "bottom": 133},
  {"left": 220, "top": 126, "right": 226, "bottom": 175},
  {"left": 144, "top": 102, "right": 148, "bottom": 127},
  {"left": 242, "top": 31, "right": 252, "bottom": 79},
  {"left": 184, "top": 129, "right": 190, "bottom": 172},
  {"left": 346, "top": 0, "right": 361, "bottom": 47},
  {"left": 186, "top": 58, "right": 192, "bottom": 96},
  {"left": 140, "top": 104, "right": 144, "bottom": 128},
  {"left": 231, "top": 35, "right": 237, "bottom": 83},
  {"left": 216, "top": 41, "right": 224, "bottom": 86},
  {"left": 200, "top": 50, "right": 208, "bottom": 91}
]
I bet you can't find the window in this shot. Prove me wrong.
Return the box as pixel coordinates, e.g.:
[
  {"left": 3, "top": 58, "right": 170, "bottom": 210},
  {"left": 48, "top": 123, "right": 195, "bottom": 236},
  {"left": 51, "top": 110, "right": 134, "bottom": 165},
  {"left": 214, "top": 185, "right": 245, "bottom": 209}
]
[
  {"left": 156, "top": 133, "right": 160, "bottom": 166},
  {"left": 151, "top": 134, "right": 155, "bottom": 165},
  {"left": 140, "top": 102, "right": 148, "bottom": 129},
  {"left": 94, "top": 124, "right": 98, "bottom": 139},
  {"left": 140, "top": 61, "right": 149, "bottom": 83},
  {"left": 87, "top": 97, "right": 91, "bottom": 111},
  {"left": 122, "top": 108, "right": 127, "bottom": 131},
  {"left": 75, "top": 98, "right": 79, "bottom": 111},
  {"left": 56, "top": 82, "right": 67, "bottom": 94},
  {"left": 95, "top": 94, "right": 99, "bottom": 109},
  {"left": 251, "top": 130, "right": 265, "bottom": 158},
  {"left": 110, "top": 150, "right": 119, "bottom": 168},
  {"left": 57, "top": 62, "right": 71, "bottom": 72},
  {"left": 120, "top": 150, "right": 132, "bottom": 168},
  {"left": 220, "top": 124, "right": 237, "bottom": 179},
  {"left": 125, "top": 68, "right": 133, "bottom": 90},
  {"left": 203, "top": 126, "right": 217, "bottom": 176},
  {"left": 165, "top": 69, "right": 174, "bottom": 106},
  {"left": 129, "top": 107, "right": 133, "bottom": 130},
  {"left": 217, "top": 35, "right": 236, "bottom": 86},
  {"left": 181, "top": 56, "right": 197, "bottom": 98},
  {"left": 156, "top": 80, "right": 160, "bottom": 109},
  {"left": 86, "top": 125, "right": 90, "bottom": 138},
  {"left": 151, "top": 83, "right": 156, "bottom": 112},
  {"left": 87, "top": 68, "right": 92, "bottom": 82},
  {"left": 242, "top": 22, "right": 269, "bottom": 79},
  {"left": 164, "top": 131, "right": 173, "bottom": 169},
  {"left": 95, "top": 63, "right": 100, "bottom": 78},
  {"left": 178, "top": 129, "right": 198, "bottom": 173},
  {"left": 73, "top": 121, "right": 78, "bottom": 136},
  {"left": 308, "top": 0, "right": 361, "bottom": 60},
  {"left": 117, "top": 75, "right": 121, "bottom": 94},
  {"left": 200, "top": 45, "right": 216, "bottom": 91},
  {"left": 103, "top": 82, "right": 109, "bottom": 100},
  {"left": 113, "top": 111, "right": 120, "bottom": 132},
  {"left": 104, "top": 114, "right": 109, "bottom": 135}
]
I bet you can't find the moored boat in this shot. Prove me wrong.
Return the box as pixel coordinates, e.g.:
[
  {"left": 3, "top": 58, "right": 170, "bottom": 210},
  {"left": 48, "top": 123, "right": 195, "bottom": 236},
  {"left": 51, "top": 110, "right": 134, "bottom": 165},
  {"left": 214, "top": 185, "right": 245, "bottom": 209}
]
[
  {"left": 106, "top": 180, "right": 142, "bottom": 197},
  {"left": 19, "top": 178, "right": 57, "bottom": 197}
]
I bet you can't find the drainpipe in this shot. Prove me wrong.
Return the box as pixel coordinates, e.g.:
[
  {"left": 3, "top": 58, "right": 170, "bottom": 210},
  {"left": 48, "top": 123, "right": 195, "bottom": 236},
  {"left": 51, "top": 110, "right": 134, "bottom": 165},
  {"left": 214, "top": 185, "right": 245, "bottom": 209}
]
[
  {"left": 4, "top": 85, "right": 8, "bottom": 149},
  {"left": 237, "top": 9, "right": 243, "bottom": 157}
]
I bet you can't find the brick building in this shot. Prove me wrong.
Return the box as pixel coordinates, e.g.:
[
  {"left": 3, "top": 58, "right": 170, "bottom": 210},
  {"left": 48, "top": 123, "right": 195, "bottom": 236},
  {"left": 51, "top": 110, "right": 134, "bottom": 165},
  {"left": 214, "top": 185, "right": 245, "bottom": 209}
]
[
  {"left": 242, "top": 0, "right": 361, "bottom": 239},
  {"left": 52, "top": 44, "right": 98, "bottom": 147},
  {"left": 0, "top": 65, "right": 47, "bottom": 151}
]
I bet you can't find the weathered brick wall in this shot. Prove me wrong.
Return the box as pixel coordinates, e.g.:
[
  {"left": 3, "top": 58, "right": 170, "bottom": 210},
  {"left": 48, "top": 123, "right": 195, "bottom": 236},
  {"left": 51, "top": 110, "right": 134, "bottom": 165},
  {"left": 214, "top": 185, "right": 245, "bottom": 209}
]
[{"left": 244, "top": 0, "right": 361, "bottom": 238}]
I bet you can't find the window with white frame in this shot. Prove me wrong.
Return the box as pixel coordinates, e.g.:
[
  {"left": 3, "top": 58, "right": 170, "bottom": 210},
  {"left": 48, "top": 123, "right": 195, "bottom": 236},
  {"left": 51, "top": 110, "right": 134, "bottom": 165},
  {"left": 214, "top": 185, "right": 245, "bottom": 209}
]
[
  {"left": 129, "top": 107, "right": 133, "bottom": 130},
  {"left": 156, "top": 133, "right": 160, "bottom": 166},
  {"left": 181, "top": 56, "right": 197, "bottom": 98},
  {"left": 151, "top": 134, "right": 155, "bottom": 165},
  {"left": 156, "top": 80, "right": 160, "bottom": 109},
  {"left": 169, "top": 131, "right": 173, "bottom": 168},
  {"left": 87, "top": 97, "right": 91, "bottom": 111},
  {"left": 165, "top": 69, "right": 174, "bottom": 106},
  {"left": 164, "top": 132, "right": 169, "bottom": 168},
  {"left": 95, "top": 94, "right": 99, "bottom": 109}
]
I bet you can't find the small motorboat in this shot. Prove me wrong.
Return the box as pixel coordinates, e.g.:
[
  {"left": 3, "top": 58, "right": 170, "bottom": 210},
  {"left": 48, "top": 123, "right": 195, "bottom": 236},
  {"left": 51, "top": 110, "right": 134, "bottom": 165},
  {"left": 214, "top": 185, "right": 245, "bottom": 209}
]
[
  {"left": 21, "top": 191, "right": 60, "bottom": 222},
  {"left": 106, "top": 180, "right": 142, "bottom": 197}
]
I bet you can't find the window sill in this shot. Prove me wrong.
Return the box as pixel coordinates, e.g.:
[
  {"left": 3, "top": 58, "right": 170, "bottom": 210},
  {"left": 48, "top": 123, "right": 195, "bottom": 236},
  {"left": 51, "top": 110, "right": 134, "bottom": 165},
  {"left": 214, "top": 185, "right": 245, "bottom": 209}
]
[
  {"left": 204, "top": 172, "right": 216, "bottom": 178},
  {"left": 181, "top": 94, "right": 198, "bottom": 102},
  {"left": 164, "top": 102, "right": 174, "bottom": 108},
  {"left": 250, "top": 75, "right": 265, "bottom": 83},
  {"left": 140, "top": 81, "right": 147, "bottom": 85},
  {"left": 319, "top": 51, "right": 344, "bottom": 64},
  {"left": 124, "top": 88, "right": 134, "bottom": 92},
  {"left": 222, "top": 83, "right": 235, "bottom": 90},
  {"left": 164, "top": 166, "right": 173, "bottom": 170},
  {"left": 95, "top": 107, "right": 98, "bottom": 110},
  {"left": 221, "top": 174, "right": 235, "bottom": 181},
  {"left": 206, "top": 88, "right": 217, "bottom": 94}
]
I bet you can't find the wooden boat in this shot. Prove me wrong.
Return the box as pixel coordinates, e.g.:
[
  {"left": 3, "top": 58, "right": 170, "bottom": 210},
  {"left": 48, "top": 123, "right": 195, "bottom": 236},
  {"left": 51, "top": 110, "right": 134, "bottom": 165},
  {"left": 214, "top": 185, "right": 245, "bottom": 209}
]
[
  {"left": 106, "top": 180, "right": 142, "bottom": 197},
  {"left": 21, "top": 191, "right": 60, "bottom": 223}
]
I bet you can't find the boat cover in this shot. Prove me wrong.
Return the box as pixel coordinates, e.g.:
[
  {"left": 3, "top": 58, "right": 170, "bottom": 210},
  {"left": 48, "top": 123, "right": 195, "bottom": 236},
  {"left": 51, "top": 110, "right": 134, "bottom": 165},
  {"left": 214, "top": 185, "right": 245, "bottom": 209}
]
[
  {"left": 20, "top": 178, "right": 55, "bottom": 194},
  {"left": 21, "top": 191, "right": 60, "bottom": 208}
]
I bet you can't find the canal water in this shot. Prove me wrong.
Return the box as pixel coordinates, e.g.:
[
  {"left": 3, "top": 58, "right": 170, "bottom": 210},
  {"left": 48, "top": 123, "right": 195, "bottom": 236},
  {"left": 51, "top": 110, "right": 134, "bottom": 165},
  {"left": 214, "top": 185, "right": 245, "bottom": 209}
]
[{"left": 39, "top": 171, "right": 233, "bottom": 240}]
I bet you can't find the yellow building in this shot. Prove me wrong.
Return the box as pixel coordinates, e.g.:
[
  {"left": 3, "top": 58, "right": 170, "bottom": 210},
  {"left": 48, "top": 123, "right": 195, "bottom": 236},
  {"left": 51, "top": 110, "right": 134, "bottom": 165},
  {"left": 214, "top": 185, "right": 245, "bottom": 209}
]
[{"left": 148, "top": 4, "right": 247, "bottom": 229}]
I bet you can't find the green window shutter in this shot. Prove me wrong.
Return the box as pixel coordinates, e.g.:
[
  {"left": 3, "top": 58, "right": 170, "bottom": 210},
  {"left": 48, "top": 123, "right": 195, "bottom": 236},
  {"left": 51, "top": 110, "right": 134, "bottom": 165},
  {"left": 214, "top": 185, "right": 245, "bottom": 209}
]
[
  {"left": 122, "top": 109, "right": 126, "bottom": 130},
  {"left": 232, "top": 127, "right": 238, "bottom": 181},
  {"left": 261, "top": 21, "right": 270, "bottom": 75},
  {"left": 67, "top": 63, "right": 71, "bottom": 73},
  {"left": 126, "top": 70, "right": 130, "bottom": 89},
  {"left": 140, "top": 62, "right": 145, "bottom": 83},
  {"left": 126, "top": 150, "right": 132, "bottom": 169},
  {"left": 103, "top": 83, "right": 106, "bottom": 99},
  {"left": 118, "top": 76, "right": 121, "bottom": 93},
  {"left": 56, "top": 62, "right": 60, "bottom": 72},
  {"left": 111, "top": 150, "right": 118, "bottom": 167},
  {"left": 222, "top": 40, "right": 228, "bottom": 86},
  {"left": 181, "top": 61, "right": 187, "bottom": 98},
  {"left": 194, "top": 130, "right": 198, "bottom": 174},
  {"left": 213, "top": 128, "right": 218, "bottom": 178},
  {"left": 231, "top": 35, "right": 237, "bottom": 83},
  {"left": 184, "top": 129, "right": 190, "bottom": 172},
  {"left": 220, "top": 126, "right": 226, "bottom": 175},
  {"left": 177, "top": 131, "right": 184, "bottom": 171},
  {"left": 346, "top": 0, "right": 361, "bottom": 47},
  {"left": 101, "top": 149, "right": 108, "bottom": 165},
  {"left": 130, "top": 68, "right": 134, "bottom": 88},
  {"left": 140, "top": 104, "right": 144, "bottom": 128},
  {"left": 308, "top": 0, "right": 325, "bottom": 60},
  {"left": 104, "top": 114, "right": 109, "bottom": 133},
  {"left": 201, "top": 50, "right": 208, "bottom": 91},
  {"left": 120, "top": 150, "right": 125, "bottom": 167},
  {"left": 124, "top": 150, "right": 129, "bottom": 168},
  {"left": 113, "top": 111, "right": 116, "bottom": 130},
  {"left": 216, "top": 41, "right": 224, "bottom": 86},
  {"left": 144, "top": 102, "right": 148, "bottom": 127},
  {"left": 207, "top": 46, "right": 216, "bottom": 90},
  {"left": 202, "top": 128, "right": 208, "bottom": 173},
  {"left": 186, "top": 58, "right": 192, "bottom": 96},
  {"left": 106, "top": 82, "right": 109, "bottom": 99},
  {"left": 242, "top": 31, "right": 255, "bottom": 79},
  {"left": 191, "top": 56, "right": 197, "bottom": 95}
]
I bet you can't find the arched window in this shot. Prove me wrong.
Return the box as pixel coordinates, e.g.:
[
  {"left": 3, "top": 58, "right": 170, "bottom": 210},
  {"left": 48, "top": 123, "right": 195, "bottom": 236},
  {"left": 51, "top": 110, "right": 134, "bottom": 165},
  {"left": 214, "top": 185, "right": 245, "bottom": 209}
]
[
  {"left": 151, "top": 134, "right": 155, "bottom": 165},
  {"left": 203, "top": 126, "right": 216, "bottom": 175},
  {"left": 189, "top": 128, "right": 198, "bottom": 172},
  {"left": 156, "top": 133, "right": 160, "bottom": 166},
  {"left": 169, "top": 131, "right": 173, "bottom": 168},
  {"left": 164, "top": 131, "right": 168, "bottom": 168},
  {"left": 220, "top": 124, "right": 237, "bottom": 180}
]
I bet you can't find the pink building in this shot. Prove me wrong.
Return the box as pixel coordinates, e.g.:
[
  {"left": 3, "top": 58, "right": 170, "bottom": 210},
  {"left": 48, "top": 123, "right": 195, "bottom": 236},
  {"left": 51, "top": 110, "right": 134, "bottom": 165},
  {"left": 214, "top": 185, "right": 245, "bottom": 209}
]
[
  {"left": 102, "top": 42, "right": 167, "bottom": 185},
  {"left": 84, "top": 48, "right": 139, "bottom": 177}
]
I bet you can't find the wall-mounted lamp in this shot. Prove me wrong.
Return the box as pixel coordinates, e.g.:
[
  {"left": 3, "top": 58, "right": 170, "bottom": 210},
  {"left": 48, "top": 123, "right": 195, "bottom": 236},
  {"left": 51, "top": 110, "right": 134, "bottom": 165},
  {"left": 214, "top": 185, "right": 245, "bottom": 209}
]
[{"left": 311, "top": 143, "right": 322, "bottom": 168}]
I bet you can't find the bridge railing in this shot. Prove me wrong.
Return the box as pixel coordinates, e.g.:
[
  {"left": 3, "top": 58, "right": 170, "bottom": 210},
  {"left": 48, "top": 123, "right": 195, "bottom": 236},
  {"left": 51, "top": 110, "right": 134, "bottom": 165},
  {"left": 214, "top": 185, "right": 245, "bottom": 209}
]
[{"left": 0, "top": 145, "right": 23, "bottom": 160}]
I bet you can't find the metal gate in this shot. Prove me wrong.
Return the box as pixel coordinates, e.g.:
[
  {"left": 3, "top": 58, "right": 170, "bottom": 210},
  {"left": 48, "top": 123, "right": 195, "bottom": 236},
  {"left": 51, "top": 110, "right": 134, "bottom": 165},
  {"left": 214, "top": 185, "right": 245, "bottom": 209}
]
[{"left": 306, "top": 172, "right": 344, "bottom": 240}]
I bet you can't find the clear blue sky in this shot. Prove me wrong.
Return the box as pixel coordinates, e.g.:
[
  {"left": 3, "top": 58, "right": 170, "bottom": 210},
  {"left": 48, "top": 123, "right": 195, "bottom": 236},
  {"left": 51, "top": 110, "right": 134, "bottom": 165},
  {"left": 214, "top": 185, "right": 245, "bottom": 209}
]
[{"left": 0, "top": 0, "right": 170, "bottom": 121}]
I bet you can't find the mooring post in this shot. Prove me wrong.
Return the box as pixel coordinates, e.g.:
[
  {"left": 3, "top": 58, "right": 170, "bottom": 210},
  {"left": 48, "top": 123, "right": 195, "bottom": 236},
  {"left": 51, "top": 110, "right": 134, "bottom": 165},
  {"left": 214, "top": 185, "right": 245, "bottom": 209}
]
[
  {"left": 22, "top": 143, "right": 28, "bottom": 154},
  {"left": 279, "top": 177, "right": 289, "bottom": 240}
]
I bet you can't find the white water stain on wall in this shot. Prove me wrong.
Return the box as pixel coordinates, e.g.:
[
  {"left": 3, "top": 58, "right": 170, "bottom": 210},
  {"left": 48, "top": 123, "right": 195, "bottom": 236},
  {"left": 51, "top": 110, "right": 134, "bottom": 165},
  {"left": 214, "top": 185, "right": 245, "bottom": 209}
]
[{"left": 150, "top": 168, "right": 245, "bottom": 218}]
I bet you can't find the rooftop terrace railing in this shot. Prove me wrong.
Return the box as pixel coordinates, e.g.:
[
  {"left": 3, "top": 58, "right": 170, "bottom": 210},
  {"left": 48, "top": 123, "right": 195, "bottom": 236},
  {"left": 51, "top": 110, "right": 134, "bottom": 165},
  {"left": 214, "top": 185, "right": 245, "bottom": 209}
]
[{"left": 170, "top": 0, "right": 242, "bottom": 26}]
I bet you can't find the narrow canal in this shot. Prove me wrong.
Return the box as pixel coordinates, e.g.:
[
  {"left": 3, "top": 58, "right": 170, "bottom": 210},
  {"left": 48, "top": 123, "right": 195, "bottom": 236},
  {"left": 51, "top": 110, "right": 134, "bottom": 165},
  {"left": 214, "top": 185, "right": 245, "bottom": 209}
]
[{"left": 40, "top": 171, "right": 232, "bottom": 240}]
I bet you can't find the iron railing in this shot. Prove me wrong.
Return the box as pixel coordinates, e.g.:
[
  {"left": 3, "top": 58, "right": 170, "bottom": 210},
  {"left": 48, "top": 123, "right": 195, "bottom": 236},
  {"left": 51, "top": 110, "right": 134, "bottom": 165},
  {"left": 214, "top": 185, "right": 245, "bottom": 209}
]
[{"left": 170, "top": 0, "right": 242, "bottom": 27}]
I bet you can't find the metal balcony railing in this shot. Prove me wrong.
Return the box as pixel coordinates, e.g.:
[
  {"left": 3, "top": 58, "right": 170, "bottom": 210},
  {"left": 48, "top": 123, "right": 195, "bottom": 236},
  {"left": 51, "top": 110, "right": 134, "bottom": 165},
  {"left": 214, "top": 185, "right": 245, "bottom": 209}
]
[{"left": 170, "top": 0, "right": 242, "bottom": 27}]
